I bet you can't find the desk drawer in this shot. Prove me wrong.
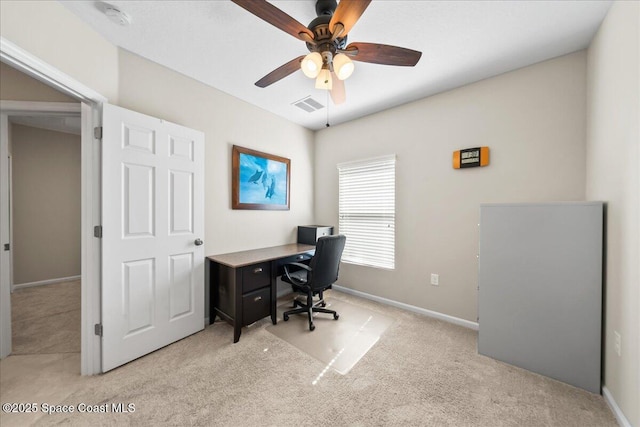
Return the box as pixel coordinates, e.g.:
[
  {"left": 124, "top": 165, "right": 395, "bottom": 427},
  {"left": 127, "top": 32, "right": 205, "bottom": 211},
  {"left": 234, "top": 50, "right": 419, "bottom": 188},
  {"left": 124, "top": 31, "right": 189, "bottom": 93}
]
[
  {"left": 242, "top": 262, "right": 271, "bottom": 293},
  {"left": 242, "top": 287, "right": 270, "bottom": 325}
]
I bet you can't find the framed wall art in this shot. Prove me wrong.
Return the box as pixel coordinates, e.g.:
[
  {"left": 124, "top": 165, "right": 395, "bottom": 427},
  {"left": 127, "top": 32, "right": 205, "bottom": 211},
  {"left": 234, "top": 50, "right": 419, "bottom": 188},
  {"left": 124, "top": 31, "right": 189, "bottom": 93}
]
[{"left": 232, "top": 145, "right": 290, "bottom": 210}]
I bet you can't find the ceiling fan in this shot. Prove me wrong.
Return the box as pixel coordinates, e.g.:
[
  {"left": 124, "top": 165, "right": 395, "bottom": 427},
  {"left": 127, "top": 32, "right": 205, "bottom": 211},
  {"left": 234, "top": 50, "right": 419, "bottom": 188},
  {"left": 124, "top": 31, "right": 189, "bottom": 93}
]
[{"left": 231, "top": 0, "right": 422, "bottom": 105}]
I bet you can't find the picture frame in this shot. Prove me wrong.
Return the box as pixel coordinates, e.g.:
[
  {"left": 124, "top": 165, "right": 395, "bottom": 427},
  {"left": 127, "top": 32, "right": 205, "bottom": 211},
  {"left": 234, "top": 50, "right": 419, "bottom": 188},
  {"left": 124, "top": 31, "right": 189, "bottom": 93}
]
[{"left": 232, "top": 145, "right": 290, "bottom": 210}]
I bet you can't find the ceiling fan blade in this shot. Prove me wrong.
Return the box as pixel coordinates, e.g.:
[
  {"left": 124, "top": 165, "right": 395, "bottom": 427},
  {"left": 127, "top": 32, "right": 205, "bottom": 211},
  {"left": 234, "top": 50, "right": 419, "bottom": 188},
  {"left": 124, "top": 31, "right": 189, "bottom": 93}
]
[
  {"left": 330, "top": 72, "right": 346, "bottom": 105},
  {"left": 255, "top": 55, "right": 305, "bottom": 88},
  {"left": 344, "top": 42, "right": 422, "bottom": 66},
  {"left": 329, "top": 0, "right": 372, "bottom": 37},
  {"left": 232, "top": 0, "right": 315, "bottom": 43}
]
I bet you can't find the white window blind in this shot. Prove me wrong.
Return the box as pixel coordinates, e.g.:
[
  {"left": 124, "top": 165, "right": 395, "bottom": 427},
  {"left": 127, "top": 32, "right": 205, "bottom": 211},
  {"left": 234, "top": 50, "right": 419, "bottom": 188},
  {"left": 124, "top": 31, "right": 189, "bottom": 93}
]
[{"left": 338, "top": 155, "right": 395, "bottom": 270}]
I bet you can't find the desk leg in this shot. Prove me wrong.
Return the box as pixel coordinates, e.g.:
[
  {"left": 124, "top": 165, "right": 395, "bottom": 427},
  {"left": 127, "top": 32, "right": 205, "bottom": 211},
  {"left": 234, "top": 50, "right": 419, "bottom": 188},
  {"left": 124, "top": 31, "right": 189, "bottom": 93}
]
[
  {"left": 233, "top": 324, "right": 241, "bottom": 343},
  {"left": 270, "top": 260, "right": 277, "bottom": 325},
  {"left": 207, "top": 259, "right": 214, "bottom": 325},
  {"left": 234, "top": 271, "right": 243, "bottom": 343}
]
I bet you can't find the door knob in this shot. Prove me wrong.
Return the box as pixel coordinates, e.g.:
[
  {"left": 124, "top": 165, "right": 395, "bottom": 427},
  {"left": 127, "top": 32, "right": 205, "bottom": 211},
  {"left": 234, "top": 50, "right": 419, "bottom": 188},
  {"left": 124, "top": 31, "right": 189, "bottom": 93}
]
[{"left": 194, "top": 238, "right": 203, "bottom": 246}]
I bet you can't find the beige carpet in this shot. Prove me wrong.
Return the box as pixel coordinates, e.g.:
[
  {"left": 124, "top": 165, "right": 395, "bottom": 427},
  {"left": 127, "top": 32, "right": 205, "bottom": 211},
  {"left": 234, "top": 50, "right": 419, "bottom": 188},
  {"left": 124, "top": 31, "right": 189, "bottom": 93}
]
[
  {"left": 11, "top": 280, "right": 80, "bottom": 355},
  {"left": 267, "top": 298, "right": 394, "bottom": 374},
  {"left": 0, "top": 290, "right": 617, "bottom": 426}
]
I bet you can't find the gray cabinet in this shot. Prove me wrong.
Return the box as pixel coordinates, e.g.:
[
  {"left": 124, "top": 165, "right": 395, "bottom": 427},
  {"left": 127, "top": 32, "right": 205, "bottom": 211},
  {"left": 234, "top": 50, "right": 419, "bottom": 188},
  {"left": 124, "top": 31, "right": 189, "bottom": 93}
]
[{"left": 478, "top": 202, "right": 603, "bottom": 393}]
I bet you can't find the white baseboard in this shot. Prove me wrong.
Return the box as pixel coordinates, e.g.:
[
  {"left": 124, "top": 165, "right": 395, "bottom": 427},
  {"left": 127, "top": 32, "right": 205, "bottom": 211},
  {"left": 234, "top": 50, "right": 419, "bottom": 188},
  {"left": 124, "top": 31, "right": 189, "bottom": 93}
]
[
  {"left": 602, "top": 386, "right": 632, "bottom": 427},
  {"left": 12, "top": 275, "right": 81, "bottom": 291},
  {"left": 332, "top": 285, "right": 479, "bottom": 331}
]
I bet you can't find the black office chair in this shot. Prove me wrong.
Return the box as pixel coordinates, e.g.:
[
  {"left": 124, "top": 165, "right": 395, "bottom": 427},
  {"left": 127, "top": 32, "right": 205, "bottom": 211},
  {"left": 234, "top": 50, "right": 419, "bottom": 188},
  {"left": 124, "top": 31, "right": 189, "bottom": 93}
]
[{"left": 281, "top": 234, "right": 346, "bottom": 331}]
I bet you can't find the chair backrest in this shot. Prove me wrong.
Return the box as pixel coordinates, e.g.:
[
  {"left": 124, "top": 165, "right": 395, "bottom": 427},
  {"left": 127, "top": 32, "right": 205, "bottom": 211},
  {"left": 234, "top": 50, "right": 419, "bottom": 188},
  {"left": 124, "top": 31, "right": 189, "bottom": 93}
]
[{"left": 309, "top": 234, "right": 346, "bottom": 290}]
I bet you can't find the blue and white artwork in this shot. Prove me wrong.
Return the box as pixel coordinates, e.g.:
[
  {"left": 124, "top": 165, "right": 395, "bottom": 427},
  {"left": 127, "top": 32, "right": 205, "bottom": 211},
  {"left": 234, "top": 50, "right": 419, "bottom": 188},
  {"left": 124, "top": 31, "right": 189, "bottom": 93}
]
[{"left": 238, "top": 152, "right": 288, "bottom": 206}]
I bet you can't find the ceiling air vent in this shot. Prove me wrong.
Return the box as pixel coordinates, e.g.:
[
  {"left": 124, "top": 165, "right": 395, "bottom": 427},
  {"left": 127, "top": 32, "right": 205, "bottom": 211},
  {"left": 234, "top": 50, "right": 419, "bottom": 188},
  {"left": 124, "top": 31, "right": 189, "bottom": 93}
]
[{"left": 292, "top": 96, "right": 324, "bottom": 113}]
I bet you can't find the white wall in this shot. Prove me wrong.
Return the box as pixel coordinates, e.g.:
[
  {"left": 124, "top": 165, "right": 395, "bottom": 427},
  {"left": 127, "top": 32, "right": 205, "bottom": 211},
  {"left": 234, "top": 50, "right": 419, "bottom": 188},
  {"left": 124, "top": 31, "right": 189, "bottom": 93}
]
[
  {"left": 11, "top": 124, "right": 81, "bottom": 284},
  {"left": 315, "top": 52, "right": 588, "bottom": 322},
  {"left": 586, "top": 1, "right": 639, "bottom": 425}
]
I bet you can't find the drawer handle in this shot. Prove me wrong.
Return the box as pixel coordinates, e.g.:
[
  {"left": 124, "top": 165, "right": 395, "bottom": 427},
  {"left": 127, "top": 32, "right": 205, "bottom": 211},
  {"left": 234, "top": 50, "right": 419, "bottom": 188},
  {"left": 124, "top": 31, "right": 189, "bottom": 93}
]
[
  {"left": 254, "top": 296, "right": 262, "bottom": 302},
  {"left": 253, "top": 267, "right": 263, "bottom": 274}
]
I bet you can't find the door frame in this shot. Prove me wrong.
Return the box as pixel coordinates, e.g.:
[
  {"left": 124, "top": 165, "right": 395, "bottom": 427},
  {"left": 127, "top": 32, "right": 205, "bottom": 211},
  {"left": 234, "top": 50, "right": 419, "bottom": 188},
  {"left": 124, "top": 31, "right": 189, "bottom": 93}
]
[{"left": 0, "top": 37, "right": 106, "bottom": 375}]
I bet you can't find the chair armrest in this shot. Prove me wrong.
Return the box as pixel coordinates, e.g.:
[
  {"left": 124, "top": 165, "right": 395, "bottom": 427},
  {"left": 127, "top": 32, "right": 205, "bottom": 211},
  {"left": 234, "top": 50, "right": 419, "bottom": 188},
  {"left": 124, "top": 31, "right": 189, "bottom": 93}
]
[
  {"left": 284, "top": 262, "right": 312, "bottom": 271},
  {"left": 283, "top": 262, "right": 312, "bottom": 285}
]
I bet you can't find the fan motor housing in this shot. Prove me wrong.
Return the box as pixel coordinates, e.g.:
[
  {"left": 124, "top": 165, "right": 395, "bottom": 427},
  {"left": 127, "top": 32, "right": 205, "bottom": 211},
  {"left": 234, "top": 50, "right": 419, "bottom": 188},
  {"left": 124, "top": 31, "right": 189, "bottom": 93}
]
[{"left": 306, "top": 15, "right": 347, "bottom": 53}]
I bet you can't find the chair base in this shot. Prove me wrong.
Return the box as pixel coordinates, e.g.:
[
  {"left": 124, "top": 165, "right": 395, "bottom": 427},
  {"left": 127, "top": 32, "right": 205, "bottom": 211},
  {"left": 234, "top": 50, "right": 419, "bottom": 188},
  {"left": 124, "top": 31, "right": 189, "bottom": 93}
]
[{"left": 283, "top": 294, "right": 339, "bottom": 331}]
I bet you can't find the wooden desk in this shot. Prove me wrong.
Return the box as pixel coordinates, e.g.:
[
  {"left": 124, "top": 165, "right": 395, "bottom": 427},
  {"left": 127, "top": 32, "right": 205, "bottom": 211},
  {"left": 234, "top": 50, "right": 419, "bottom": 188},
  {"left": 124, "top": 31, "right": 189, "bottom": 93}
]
[{"left": 208, "top": 243, "right": 315, "bottom": 343}]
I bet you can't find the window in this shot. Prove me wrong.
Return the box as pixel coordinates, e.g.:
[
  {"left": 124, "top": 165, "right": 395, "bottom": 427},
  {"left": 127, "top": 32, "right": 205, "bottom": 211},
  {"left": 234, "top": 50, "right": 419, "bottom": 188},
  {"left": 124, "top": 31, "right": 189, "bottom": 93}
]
[{"left": 337, "top": 155, "right": 395, "bottom": 270}]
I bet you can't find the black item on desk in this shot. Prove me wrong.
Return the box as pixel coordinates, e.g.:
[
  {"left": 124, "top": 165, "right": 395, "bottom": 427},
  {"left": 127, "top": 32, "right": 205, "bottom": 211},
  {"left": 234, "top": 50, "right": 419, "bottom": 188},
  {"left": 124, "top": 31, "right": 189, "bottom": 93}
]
[
  {"left": 281, "top": 235, "right": 346, "bottom": 331},
  {"left": 297, "top": 225, "right": 333, "bottom": 245}
]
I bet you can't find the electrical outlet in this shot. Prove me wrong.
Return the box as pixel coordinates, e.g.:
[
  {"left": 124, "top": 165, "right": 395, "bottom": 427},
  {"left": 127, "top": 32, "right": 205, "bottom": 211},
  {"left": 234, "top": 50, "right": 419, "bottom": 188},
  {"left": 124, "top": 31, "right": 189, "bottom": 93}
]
[
  {"left": 614, "top": 331, "right": 621, "bottom": 357},
  {"left": 430, "top": 273, "right": 439, "bottom": 286}
]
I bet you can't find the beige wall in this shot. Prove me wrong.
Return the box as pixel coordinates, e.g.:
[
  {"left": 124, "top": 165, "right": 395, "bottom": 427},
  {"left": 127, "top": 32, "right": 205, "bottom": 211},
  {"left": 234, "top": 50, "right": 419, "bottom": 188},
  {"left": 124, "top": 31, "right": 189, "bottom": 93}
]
[
  {"left": 0, "top": 0, "right": 118, "bottom": 102},
  {"left": 315, "top": 52, "right": 588, "bottom": 322},
  {"left": 0, "top": 62, "right": 76, "bottom": 102},
  {"left": 11, "top": 124, "right": 81, "bottom": 284},
  {"left": 116, "top": 50, "right": 315, "bottom": 257},
  {"left": 586, "top": 1, "right": 640, "bottom": 425}
]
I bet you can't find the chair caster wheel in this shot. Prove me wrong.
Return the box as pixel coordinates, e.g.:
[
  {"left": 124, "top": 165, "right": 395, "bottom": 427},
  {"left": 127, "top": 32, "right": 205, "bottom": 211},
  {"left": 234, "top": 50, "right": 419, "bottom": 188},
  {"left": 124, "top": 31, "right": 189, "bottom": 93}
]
[
  {"left": 334, "top": 313, "right": 339, "bottom": 320},
  {"left": 309, "top": 324, "right": 315, "bottom": 331},
  {"left": 321, "top": 302, "right": 327, "bottom": 307},
  {"left": 283, "top": 314, "right": 289, "bottom": 321}
]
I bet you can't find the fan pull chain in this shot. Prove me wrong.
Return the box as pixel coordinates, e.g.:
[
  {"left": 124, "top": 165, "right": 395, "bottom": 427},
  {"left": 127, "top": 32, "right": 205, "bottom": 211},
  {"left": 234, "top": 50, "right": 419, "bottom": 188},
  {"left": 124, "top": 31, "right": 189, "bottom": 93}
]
[{"left": 326, "top": 90, "right": 330, "bottom": 127}]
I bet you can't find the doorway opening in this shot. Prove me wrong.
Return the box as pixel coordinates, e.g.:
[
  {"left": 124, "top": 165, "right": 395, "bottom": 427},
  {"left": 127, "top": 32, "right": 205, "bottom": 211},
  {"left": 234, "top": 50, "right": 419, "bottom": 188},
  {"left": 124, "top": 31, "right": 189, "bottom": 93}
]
[{"left": 8, "top": 116, "right": 81, "bottom": 357}]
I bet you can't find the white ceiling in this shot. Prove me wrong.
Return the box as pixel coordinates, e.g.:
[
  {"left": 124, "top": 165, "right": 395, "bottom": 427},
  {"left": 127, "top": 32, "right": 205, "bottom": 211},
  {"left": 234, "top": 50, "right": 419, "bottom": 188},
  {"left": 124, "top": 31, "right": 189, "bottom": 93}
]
[{"left": 60, "top": 0, "right": 612, "bottom": 130}]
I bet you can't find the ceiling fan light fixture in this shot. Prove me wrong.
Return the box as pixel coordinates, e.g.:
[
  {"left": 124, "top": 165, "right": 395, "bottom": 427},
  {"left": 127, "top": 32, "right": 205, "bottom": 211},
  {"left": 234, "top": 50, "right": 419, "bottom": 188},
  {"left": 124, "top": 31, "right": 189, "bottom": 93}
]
[
  {"left": 333, "top": 53, "right": 354, "bottom": 80},
  {"left": 301, "top": 52, "right": 323, "bottom": 78},
  {"left": 315, "top": 68, "right": 333, "bottom": 90}
]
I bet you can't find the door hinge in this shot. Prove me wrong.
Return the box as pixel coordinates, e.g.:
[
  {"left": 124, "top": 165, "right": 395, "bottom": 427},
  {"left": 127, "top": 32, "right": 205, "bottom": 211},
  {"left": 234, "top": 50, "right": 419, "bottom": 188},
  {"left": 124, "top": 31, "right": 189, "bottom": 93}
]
[
  {"left": 94, "top": 324, "right": 103, "bottom": 336},
  {"left": 94, "top": 225, "right": 103, "bottom": 238},
  {"left": 94, "top": 126, "right": 103, "bottom": 140},
  {"left": 3, "top": 243, "right": 9, "bottom": 251}
]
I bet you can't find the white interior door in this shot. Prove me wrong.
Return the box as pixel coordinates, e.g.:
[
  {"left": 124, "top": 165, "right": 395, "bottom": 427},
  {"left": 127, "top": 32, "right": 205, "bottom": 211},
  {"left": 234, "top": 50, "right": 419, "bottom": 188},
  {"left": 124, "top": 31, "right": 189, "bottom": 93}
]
[{"left": 102, "top": 104, "right": 204, "bottom": 372}]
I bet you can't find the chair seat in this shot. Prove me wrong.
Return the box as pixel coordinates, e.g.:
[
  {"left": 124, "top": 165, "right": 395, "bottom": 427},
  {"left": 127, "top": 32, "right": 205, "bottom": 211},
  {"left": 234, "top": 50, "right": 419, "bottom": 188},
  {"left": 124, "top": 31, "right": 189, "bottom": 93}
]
[{"left": 284, "top": 269, "right": 308, "bottom": 285}]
